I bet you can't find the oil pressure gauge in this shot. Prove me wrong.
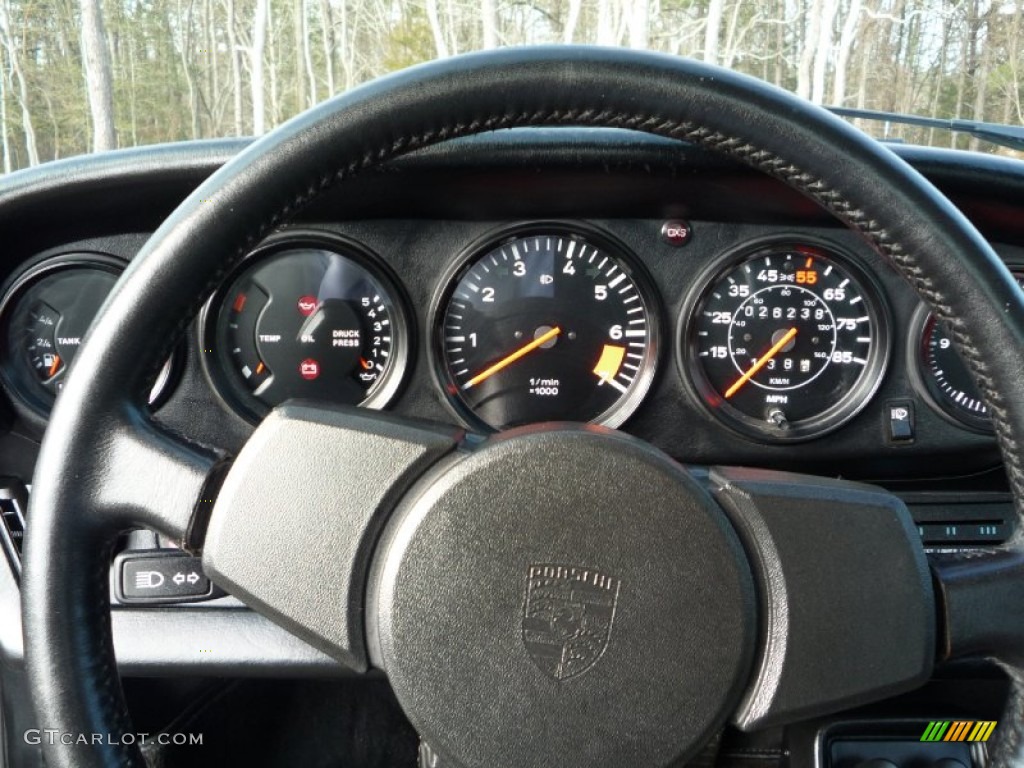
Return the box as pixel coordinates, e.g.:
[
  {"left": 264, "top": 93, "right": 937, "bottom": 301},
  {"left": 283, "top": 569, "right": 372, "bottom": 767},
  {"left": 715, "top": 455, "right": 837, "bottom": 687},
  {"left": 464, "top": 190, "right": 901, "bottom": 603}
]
[{"left": 206, "top": 234, "right": 409, "bottom": 420}]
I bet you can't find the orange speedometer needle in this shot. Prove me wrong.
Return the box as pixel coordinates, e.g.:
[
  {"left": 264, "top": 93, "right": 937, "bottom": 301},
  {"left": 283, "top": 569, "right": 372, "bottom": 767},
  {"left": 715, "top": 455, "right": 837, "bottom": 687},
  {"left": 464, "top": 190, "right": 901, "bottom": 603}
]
[
  {"left": 725, "top": 327, "right": 798, "bottom": 399},
  {"left": 462, "top": 326, "right": 561, "bottom": 391}
]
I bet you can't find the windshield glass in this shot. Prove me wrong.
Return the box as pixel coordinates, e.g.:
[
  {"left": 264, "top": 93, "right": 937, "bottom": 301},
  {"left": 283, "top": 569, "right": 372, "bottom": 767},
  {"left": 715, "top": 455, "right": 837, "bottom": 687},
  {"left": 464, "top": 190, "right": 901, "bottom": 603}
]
[{"left": 2, "top": 0, "right": 1021, "bottom": 170}]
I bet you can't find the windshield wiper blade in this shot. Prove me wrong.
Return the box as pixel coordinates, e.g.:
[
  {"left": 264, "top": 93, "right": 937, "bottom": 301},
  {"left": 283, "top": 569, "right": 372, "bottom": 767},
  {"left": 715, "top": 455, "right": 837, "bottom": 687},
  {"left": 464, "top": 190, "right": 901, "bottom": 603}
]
[{"left": 826, "top": 106, "right": 1024, "bottom": 152}]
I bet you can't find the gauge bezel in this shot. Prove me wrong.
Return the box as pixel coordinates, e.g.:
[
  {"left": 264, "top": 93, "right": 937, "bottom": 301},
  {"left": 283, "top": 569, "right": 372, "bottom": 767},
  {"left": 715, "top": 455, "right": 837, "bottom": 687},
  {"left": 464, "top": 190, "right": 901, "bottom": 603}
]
[
  {"left": 907, "top": 263, "right": 1024, "bottom": 435},
  {"left": 0, "top": 253, "right": 179, "bottom": 419},
  {"left": 200, "top": 230, "right": 412, "bottom": 423},
  {"left": 678, "top": 237, "right": 892, "bottom": 443},
  {"left": 428, "top": 222, "right": 662, "bottom": 433}
]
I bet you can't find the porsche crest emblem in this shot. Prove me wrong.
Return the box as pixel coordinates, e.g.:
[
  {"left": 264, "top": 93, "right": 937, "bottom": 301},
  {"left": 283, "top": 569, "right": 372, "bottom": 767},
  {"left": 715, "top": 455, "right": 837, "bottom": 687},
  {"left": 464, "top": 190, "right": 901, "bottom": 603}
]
[{"left": 521, "top": 564, "right": 621, "bottom": 681}]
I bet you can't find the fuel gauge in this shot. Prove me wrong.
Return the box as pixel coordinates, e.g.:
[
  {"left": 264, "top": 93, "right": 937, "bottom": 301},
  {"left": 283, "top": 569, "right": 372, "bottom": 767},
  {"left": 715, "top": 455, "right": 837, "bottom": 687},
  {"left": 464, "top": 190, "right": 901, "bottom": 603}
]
[{"left": 0, "top": 254, "right": 176, "bottom": 416}]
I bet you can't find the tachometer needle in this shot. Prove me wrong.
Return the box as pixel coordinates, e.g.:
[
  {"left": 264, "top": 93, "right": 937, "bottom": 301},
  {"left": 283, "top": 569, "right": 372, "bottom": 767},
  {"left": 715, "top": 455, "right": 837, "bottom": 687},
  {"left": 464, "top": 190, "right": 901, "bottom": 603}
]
[
  {"left": 725, "top": 327, "right": 797, "bottom": 399},
  {"left": 462, "top": 326, "right": 561, "bottom": 391}
]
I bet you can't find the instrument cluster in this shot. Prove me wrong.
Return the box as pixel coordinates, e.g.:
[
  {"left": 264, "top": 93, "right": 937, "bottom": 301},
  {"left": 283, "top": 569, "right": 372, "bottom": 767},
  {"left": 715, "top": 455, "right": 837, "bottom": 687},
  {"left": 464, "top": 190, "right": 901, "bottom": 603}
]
[{"left": 0, "top": 222, "right": 1016, "bottom": 448}]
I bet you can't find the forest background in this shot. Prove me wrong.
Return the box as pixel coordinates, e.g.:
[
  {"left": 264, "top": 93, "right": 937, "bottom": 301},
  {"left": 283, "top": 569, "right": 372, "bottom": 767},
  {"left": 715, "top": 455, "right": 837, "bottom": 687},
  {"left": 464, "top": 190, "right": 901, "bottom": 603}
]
[{"left": 0, "top": 0, "right": 1020, "bottom": 173}]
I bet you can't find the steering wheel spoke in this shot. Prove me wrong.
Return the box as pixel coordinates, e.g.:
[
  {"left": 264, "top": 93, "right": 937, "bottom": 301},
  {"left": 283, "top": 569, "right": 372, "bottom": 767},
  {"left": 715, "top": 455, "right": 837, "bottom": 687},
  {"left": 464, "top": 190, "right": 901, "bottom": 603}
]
[
  {"left": 93, "top": 411, "right": 228, "bottom": 543},
  {"left": 933, "top": 548, "right": 1024, "bottom": 667},
  {"left": 707, "top": 466, "right": 936, "bottom": 731},
  {"left": 199, "top": 403, "right": 461, "bottom": 671}
]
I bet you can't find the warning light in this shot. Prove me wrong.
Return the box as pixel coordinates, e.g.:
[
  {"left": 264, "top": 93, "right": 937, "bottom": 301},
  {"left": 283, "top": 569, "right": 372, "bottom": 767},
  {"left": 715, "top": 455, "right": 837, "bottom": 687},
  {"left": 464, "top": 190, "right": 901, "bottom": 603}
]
[
  {"left": 299, "top": 358, "right": 320, "bottom": 380},
  {"left": 297, "top": 295, "right": 318, "bottom": 316}
]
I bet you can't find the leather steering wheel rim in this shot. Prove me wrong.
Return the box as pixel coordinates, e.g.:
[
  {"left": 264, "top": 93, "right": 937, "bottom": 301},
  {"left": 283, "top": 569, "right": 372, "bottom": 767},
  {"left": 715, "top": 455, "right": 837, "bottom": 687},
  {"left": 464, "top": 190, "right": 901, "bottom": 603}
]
[{"left": 21, "top": 47, "right": 1024, "bottom": 768}]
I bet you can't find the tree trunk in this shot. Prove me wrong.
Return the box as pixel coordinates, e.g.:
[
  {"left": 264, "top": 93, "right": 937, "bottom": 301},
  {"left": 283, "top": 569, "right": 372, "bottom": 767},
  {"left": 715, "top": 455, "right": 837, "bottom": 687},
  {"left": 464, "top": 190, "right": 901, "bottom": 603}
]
[
  {"left": 174, "top": 0, "right": 201, "bottom": 140},
  {"left": 0, "top": 61, "right": 10, "bottom": 173},
  {"left": 80, "top": 0, "right": 117, "bottom": 151},
  {"left": 0, "top": 1, "right": 39, "bottom": 164},
  {"left": 797, "top": 0, "right": 822, "bottom": 101},
  {"left": 319, "top": 0, "right": 335, "bottom": 95},
  {"left": 969, "top": 3, "right": 993, "bottom": 151},
  {"left": 832, "top": 0, "right": 862, "bottom": 106},
  {"left": 481, "top": 0, "right": 498, "bottom": 49},
  {"left": 811, "top": 0, "right": 835, "bottom": 104},
  {"left": 628, "top": 0, "right": 648, "bottom": 50},
  {"left": 251, "top": 0, "right": 268, "bottom": 135},
  {"left": 563, "top": 0, "right": 581, "bottom": 43},
  {"left": 302, "top": 0, "right": 317, "bottom": 106},
  {"left": 704, "top": 0, "right": 724, "bottom": 64},
  {"left": 292, "top": 0, "right": 305, "bottom": 111},
  {"left": 227, "top": 0, "right": 245, "bottom": 135},
  {"left": 426, "top": 0, "right": 448, "bottom": 58}
]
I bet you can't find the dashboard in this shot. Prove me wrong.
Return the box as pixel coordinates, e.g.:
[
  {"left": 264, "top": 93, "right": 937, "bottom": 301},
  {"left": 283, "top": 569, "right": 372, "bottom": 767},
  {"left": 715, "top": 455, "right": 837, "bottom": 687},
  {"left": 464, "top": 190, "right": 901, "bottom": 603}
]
[
  {"left": 0, "top": 130, "right": 1018, "bottom": 555},
  {"left": 1, "top": 220, "right": 1016, "bottom": 458}
]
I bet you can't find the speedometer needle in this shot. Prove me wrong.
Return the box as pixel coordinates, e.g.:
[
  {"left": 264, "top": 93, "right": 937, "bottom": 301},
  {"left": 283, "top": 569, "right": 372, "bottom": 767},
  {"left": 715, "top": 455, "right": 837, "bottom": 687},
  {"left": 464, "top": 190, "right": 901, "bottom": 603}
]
[
  {"left": 462, "top": 326, "right": 561, "bottom": 391},
  {"left": 725, "top": 327, "right": 798, "bottom": 399}
]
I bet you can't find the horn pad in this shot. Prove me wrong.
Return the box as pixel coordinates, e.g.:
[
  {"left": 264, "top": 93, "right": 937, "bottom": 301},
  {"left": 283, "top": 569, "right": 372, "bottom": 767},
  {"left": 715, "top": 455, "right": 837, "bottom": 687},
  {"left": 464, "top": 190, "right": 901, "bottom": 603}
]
[{"left": 368, "top": 425, "right": 756, "bottom": 768}]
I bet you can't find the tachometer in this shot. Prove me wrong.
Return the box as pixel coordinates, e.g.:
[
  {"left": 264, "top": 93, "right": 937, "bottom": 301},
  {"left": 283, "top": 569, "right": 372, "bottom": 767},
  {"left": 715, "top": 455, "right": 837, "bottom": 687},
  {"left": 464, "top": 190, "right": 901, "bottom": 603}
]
[
  {"left": 435, "top": 228, "right": 659, "bottom": 431},
  {"left": 684, "top": 242, "right": 889, "bottom": 441},
  {"left": 207, "top": 234, "right": 409, "bottom": 420}
]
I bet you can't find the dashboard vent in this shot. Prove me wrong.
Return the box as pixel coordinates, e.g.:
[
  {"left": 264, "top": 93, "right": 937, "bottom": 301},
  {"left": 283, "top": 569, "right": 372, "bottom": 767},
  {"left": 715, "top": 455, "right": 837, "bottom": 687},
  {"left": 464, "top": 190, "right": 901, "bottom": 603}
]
[{"left": 0, "top": 480, "right": 28, "bottom": 577}]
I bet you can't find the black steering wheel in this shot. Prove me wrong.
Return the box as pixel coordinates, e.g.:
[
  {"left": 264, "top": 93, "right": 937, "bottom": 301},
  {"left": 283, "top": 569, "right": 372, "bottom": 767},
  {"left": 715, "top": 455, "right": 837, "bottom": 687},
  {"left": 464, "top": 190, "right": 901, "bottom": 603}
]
[{"left": 21, "top": 48, "right": 1024, "bottom": 768}]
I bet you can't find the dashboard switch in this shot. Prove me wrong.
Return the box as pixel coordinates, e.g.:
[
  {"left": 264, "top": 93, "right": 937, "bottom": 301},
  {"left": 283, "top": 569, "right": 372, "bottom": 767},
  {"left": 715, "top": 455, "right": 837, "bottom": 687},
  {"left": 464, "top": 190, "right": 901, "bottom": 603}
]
[
  {"left": 119, "top": 551, "right": 214, "bottom": 603},
  {"left": 887, "top": 400, "right": 915, "bottom": 443}
]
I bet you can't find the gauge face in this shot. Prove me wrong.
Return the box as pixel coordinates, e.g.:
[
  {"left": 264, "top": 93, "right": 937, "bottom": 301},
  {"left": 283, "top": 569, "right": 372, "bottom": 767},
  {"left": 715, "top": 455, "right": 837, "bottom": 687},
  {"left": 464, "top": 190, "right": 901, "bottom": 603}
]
[
  {"left": 916, "top": 269, "right": 1024, "bottom": 432},
  {"left": 0, "top": 257, "right": 174, "bottom": 415},
  {"left": 210, "top": 238, "right": 407, "bottom": 418},
  {"left": 436, "top": 230, "right": 658, "bottom": 431},
  {"left": 686, "top": 243, "right": 888, "bottom": 441}
]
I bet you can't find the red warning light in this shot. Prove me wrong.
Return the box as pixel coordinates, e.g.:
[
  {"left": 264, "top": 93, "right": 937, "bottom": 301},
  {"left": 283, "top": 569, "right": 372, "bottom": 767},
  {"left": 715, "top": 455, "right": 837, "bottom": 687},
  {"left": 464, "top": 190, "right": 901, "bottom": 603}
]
[
  {"left": 299, "top": 358, "right": 320, "bottom": 380},
  {"left": 297, "top": 295, "right": 318, "bottom": 316}
]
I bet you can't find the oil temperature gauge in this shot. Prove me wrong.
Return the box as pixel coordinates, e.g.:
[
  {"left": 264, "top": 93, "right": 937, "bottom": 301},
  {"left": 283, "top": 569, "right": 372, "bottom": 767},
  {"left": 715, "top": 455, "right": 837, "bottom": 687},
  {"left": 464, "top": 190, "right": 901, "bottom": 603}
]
[{"left": 207, "top": 235, "right": 408, "bottom": 420}]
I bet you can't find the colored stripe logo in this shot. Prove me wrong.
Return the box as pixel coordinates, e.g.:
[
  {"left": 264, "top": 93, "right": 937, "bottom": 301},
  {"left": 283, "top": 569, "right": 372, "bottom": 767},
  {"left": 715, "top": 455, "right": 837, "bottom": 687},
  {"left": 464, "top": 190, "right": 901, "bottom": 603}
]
[{"left": 920, "top": 721, "right": 997, "bottom": 742}]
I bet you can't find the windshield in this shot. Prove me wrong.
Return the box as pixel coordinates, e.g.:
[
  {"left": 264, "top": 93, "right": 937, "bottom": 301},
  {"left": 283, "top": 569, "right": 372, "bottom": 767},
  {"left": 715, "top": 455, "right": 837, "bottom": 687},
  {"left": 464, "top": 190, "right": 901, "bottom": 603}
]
[{"left": 2, "top": 0, "right": 1021, "bottom": 170}]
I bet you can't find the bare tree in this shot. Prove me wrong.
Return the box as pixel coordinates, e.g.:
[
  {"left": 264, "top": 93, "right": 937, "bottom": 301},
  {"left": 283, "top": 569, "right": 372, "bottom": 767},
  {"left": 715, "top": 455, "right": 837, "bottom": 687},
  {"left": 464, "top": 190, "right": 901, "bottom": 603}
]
[
  {"left": 563, "top": 0, "right": 582, "bottom": 44},
  {"left": 811, "top": 0, "right": 836, "bottom": 103},
  {"left": 832, "top": 0, "right": 863, "bottom": 105},
  {"left": 481, "top": 0, "right": 498, "bottom": 49},
  {"left": 251, "top": 0, "right": 268, "bottom": 134},
  {"left": 426, "top": 0, "right": 449, "bottom": 58},
  {"left": 0, "top": 0, "right": 38, "bottom": 165},
  {"left": 704, "top": 0, "right": 725, "bottom": 64},
  {"left": 80, "top": 0, "right": 117, "bottom": 151}
]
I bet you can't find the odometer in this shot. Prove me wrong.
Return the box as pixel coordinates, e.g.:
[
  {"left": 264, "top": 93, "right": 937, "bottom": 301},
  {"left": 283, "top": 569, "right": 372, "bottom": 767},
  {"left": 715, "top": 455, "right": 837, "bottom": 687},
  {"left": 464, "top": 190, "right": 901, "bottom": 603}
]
[
  {"left": 435, "top": 229, "right": 659, "bottom": 431},
  {"left": 685, "top": 243, "right": 888, "bottom": 441}
]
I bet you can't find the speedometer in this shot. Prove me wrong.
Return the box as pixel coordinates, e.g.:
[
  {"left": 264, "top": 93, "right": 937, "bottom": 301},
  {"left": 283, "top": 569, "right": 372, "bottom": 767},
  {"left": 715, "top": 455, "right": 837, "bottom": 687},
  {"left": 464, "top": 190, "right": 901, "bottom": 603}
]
[{"left": 683, "top": 242, "right": 889, "bottom": 441}]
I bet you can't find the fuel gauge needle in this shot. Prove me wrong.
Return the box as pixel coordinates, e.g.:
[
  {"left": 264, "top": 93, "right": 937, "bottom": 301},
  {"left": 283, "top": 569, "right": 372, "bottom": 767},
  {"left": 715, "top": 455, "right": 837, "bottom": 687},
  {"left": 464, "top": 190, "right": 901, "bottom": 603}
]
[
  {"left": 462, "top": 326, "right": 561, "bottom": 391},
  {"left": 725, "top": 327, "right": 797, "bottom": 399},
  {"left": 47, "top": 354, "right": 61, "bottom": 378}
]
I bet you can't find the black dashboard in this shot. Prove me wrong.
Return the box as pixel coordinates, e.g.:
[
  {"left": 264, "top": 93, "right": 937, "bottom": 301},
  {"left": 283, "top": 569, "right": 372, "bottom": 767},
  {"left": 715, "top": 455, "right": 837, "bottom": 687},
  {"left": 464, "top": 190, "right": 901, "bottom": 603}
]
[{"left": 0, "top": 129, "right": 1018, "bottom": 568}]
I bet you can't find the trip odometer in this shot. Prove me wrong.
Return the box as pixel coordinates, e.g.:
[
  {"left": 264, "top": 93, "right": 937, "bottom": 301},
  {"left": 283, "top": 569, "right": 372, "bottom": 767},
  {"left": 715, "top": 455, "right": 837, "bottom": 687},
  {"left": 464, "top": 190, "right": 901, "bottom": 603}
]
[
  {"left": 685, "top": 243, "right": 888, "bottom": 441},
  {"left": 436, "top": 229, "right": 658, "bottom": 431}
]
